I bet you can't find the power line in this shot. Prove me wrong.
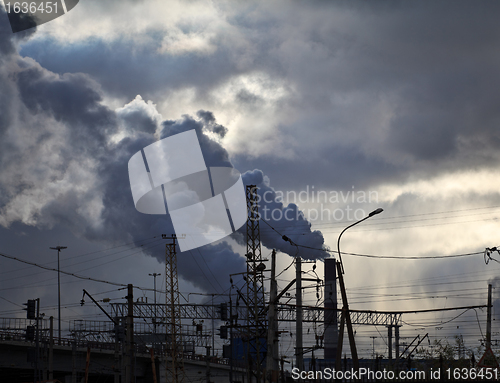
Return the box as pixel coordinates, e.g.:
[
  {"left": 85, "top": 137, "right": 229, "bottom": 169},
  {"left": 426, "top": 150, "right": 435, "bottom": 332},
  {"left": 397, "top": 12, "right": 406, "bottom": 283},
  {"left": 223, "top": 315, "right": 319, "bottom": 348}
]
[
  {"left": 261, "top": 214, "right": 489, "bottom": 260},
  {"left": 258, "top": 204, "right": 500, "bottom": 233},
  {"left": 186, "top": 250, "right": 221, "bottom": 294},
  {"left": 194, "top": 247, "right": 225, "bottom": 293},
  {"left": 401, "top": 309, "right": 480, "bottom": 329},
  {"left": 0, "top": 238, "right": 166, "bottom": 285},
  {"left": 0, "top": 235, "right": 161, "bottom": 277},
  {"left": 0, "top": 294, "right": 23, "bottom": 308},
  {"left": 0, "top": 250, "right": 156, "bottom": 291}
]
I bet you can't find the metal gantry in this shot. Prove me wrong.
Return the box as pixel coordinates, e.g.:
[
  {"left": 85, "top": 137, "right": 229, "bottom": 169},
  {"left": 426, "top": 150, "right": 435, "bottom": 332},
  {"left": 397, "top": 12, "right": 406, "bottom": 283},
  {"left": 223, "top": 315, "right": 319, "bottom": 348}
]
[
  {"left": 109, "top": 303, "right": 402, "bottom": 326},
  {"left": 277, "top": 306, "right": 402, "bottom": 326}
]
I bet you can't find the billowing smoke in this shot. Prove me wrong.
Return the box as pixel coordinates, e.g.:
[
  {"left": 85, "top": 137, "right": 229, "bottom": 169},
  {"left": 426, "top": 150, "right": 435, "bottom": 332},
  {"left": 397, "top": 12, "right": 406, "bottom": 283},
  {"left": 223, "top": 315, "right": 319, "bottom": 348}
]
[
  {"left": 0, "top": 9, "right": 328, "bottom": 295},
  {"left": 239, "top": 170, "right": 330, "bottom": 260},
  {"left": 157, "top": 116, "right": 330, "bottom": 260}
]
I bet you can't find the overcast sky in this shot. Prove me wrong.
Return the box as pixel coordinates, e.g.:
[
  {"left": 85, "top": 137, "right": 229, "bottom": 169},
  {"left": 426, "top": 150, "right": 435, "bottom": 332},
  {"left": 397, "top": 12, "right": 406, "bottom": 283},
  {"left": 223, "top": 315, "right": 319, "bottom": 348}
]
[{"left": 1, "top": 0, "right": 500, "bottom": 359}]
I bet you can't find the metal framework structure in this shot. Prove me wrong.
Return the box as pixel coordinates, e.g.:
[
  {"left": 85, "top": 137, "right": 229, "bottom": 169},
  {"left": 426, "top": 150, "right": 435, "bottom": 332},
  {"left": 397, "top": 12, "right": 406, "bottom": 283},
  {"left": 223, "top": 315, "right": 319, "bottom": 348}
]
[
  {"left": 276, "top": 306, "right": 402, "bottom": 326},
  {"left": 164, "top": 236, "right": 185, "bottom": 383},
  {"left": 69, "top": 320, "right": 210, "bottom": 349},
  {"left": 109, "top": 303, "right": 402, "bottom": 326},
  {"left": 111, "top": 303, "right": 219, "bottom": 320},
  {"left": 244, "top": 185, "right": 267, "bottom": 382},
  {"left": 0, "top": 318, "right": 49, "bottom": 341}
]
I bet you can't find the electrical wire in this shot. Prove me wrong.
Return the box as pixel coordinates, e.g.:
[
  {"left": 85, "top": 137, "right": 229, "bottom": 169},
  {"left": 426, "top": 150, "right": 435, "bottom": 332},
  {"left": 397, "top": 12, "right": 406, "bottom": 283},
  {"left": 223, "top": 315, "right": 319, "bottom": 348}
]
[
  {"left": 0, "top": 235, "right": 162, "bottom": 277},
  {"left": 186, "top": 250, "right": 221, "bottom": 294},
  {"left": 0, "top": 294, "right": 23, "bottom": 308},
  {"left": 194, "top": 247, "right": 225, "bottom": 293},
  {"left": 0, "top": 238, "right": 166, "bottom": 285},
  {"left": 258, "top": 204, "right": 500, "bottom": 233},
  {"left": 276, "top": 258, "right": 295, "bottom": 278},
  {"left": 0, "top": 250, "right": 157, "bottom": 293},
  {"left": 261, "top": 211, "right": 488, "bottom": 260}
]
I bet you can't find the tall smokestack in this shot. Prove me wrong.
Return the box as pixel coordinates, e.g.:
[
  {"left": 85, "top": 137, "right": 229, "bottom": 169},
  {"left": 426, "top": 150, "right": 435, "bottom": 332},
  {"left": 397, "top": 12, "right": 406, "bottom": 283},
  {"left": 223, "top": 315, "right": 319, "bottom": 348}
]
[{"left": 324, "top": 258, "right": 338, "bottom": 360}]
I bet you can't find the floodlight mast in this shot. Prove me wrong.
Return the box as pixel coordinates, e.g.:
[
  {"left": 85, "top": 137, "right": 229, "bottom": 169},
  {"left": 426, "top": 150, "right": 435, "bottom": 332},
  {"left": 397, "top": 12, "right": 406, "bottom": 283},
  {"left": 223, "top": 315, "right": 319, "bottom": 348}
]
[
  {"left": 50, "top": 246, "right": 67, "bottom": 345},
  {"left": 335, "top": 208, "right": 383, "bottom": 371}
]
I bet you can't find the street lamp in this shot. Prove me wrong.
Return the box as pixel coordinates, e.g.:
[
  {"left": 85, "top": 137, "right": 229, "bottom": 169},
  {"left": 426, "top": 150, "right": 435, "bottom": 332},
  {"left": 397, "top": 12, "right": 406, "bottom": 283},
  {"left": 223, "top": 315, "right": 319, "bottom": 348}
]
[
  {"left": 335, "top": 208, "right": 383, "bottom": 371},
  {"left": 337, "top": 208, "right": 383, "bottom": 274},
  {"left": 50, "top": 246, "right": 67, "bottom": 345}
]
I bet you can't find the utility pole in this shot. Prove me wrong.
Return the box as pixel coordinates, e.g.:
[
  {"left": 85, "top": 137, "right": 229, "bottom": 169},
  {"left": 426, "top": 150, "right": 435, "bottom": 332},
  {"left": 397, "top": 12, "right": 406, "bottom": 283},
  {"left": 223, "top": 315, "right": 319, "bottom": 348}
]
[
  {"left": 50, "top": 245, "right": 67, "bottom": 345},
  {"left": 125, "top": 284, "right": 134, "bottom": 383},
  {"left": 395, "top": 325, "right": 400, "bottom": 369},
  {"left": 149, "top": 272, "right": 161, "bottom": 349},
  {"left": 115, "top": 318, "right": 121, "bottom": 383},
  {"left": 205, "top": 346, "right": 211, "bottom": 383},
  {"left": 388, "top": 326, "right": 393, "bottom": 360},
  {"left": 212, "top": 294, "right": 215, "bottom": 357},
  {"left": 84, "top": 347, "right": 91, "bottom": 383},
  {"left": 370, "top": 336, "right": 377, "bottom": 360},
  {"left": 49, "top": 316, "right": 53, "bottom": 380},
  {"left": 267, "top": 249, "right": 279, "bottom": 382},
  {"left": 35, "top": 298, "right": 40, "bottom": 383},
  {"left": 296, "top": 256, "right": 304, "bottom": 372},
  {"left": 229, "top": 293, "right": 234, "bottom": 383},
  {"left": 487, "top": 283, "right": 492, "bottom": 349},
  {"left": 72, "top": 341, "right": 77, "bottom": 383},
  {"left": 150, "top": 349, "right": 158, "bottom": 383}
]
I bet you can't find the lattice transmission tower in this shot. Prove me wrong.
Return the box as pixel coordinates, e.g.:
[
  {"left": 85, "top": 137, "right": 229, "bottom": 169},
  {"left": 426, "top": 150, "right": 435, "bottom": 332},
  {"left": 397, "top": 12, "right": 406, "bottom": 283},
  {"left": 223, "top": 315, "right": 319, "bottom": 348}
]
[
  {"left": 163, "top": 234, "right": 185, "bottom": 383},
  {"left": 245, "top": 185, "right": 267, "bottom": 382}
]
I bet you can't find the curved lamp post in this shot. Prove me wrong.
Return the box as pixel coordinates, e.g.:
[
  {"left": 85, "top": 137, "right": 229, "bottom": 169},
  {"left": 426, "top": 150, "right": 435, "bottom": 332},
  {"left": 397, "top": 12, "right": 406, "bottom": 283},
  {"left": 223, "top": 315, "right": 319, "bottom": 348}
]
[{"left": 335, "top": 208, "right": 383, "bottom": 371}]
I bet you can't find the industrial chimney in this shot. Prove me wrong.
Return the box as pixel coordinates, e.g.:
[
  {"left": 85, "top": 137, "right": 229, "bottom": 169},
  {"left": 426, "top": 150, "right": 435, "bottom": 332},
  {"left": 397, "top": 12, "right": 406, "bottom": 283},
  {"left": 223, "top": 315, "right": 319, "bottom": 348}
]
[{"left": 324, "top": 258, "right": 338, "bottom": 360}]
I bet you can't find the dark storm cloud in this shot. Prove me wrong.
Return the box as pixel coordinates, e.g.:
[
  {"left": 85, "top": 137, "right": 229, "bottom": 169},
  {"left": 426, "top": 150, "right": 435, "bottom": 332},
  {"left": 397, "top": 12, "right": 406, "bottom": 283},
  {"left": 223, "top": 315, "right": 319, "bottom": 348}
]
[
  {"left": 0, "top": 72, "right": 15, "bottom": 141},
  {"left": 0, "top": 8, "right": 16, "bottom": 56},
  {"left": 160, "top": 114, "right": 232, "bottom": 168},
  {"left": 233, "top": 144, "right": 404, "bottom": 193},
  {"left": 0, "top": 6, "right": 37, "bottom": 53},
  {"left": 19, "top": 36, "right": 244, "bottom": 101},
  {"left": 116, "top": 97, "right": 158, "bottom": 135},
  {"left": 197, "top": 110, "right": 228, "bottom": 138},
  {"left": 0, "top": 6, "right": 36, "bottom": 138},
  {"left": 16, "top": 67, "right": 117, "bottom": 157},
  {"left": 17, "top": 0, "right": 500, "bottom": 192}
]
